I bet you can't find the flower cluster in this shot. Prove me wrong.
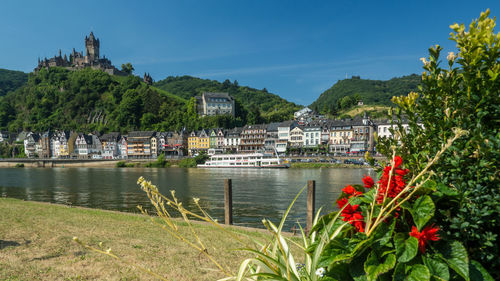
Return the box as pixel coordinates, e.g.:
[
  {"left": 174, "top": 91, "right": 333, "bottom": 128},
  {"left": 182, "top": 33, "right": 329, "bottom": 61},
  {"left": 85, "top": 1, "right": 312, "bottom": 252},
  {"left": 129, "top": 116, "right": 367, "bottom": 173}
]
[
  {"left": 410, "top": 225, "right": 440, "bottom": 253},
  {"left": 342, "top": 185, "right": 362, "bottom": 197},
  {"left": 340, "top": 203, "right": 365, "bottom": 233},
  {"left": 376, "top": 156, "right": 410, "bottom": 203},
  {"left": 362, "top": 175, "right": 374, "bottom": 188}
]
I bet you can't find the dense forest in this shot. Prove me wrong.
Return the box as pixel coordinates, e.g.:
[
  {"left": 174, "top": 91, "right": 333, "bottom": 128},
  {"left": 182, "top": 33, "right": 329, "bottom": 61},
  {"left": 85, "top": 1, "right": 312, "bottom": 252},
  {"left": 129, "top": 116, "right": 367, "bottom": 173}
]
[
  {"left": 154, "top": 76, "right": 302, "bottom": 123},
  {"left": 0, "top": 68, "right": 302, "bottom": 133},
  {"left": 309, "top": 74, "right": 421, "bottom": 114},
  {"left": 0, "top": 68, "right": 28, "bottom": 97}
]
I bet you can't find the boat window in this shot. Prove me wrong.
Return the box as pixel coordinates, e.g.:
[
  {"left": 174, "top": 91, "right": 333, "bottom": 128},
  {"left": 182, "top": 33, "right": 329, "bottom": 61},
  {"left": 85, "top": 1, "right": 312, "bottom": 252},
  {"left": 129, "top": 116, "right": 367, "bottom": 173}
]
[{"left": 230, "top": 157, "right": 235, "bottom": 160}]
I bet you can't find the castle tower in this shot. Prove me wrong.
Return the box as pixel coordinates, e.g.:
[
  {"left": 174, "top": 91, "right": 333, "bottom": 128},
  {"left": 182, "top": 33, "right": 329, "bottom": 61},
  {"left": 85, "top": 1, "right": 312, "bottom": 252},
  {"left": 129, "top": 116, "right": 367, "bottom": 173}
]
[
  {"left": 143, "top": 73, "right": 153, "bottom": 85},
  {"left": 85, "top": 32, "right": 100, "bottom": 62}
]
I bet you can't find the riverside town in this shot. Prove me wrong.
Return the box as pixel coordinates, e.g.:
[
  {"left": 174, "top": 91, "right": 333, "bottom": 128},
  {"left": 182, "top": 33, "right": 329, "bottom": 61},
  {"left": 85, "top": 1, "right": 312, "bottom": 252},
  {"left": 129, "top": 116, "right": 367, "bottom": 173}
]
[
  {"left": 1, "top": 109, "right": 406, "bottom": 160},
  {"left": 0, "top": 2, "right": 498, "bottom": 281}
]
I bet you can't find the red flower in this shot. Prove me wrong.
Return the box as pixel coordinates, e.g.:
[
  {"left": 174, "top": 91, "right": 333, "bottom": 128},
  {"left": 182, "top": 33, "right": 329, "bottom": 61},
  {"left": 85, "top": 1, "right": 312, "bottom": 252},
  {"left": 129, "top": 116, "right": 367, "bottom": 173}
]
[
  {"left": 362, "top": 175, "right": 374, "bottom": 188},
  {"left": 409, "top": 225, "right": 440, "bottom": 253},
  {"left": 342, "top": 185, "right": 356, "bottom": 195},
  {"left": 393, "top": 155, "right": 403, "bottom": 168},
  {"left": 376, "top": 156, "right": 409, "bottom": 203},
  {"left": 341, "top": 203, "right": 365, "bottom": 233},
  {"left": 342, "top": 185, "right": 362, "bottom": 197},
  {"left": 336, "top": 197, "right": 348, "bottom": 209},
  {"left": 340, "top": 203, "right": 360, "bottom": 220}
]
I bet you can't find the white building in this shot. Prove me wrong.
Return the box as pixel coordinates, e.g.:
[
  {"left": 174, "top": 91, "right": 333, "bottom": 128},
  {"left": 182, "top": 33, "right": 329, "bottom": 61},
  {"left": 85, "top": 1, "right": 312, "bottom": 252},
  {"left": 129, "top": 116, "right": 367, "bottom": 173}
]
[
  {"left": 223, "top": 127, "right": 242, "bottom": 152},
  {"left": 289, "top": 126, "right": 304, "bottom": 148},
  {"left": 376, "top": 122, "right": 410, "bottom": 139},
  {"left": 303, "top": 125, "right": 321, "bottom": 147},
  {"left": 276, "top": 120, "right": 297, "bottom": 154},
  {"left": 197, "top": 92, "right": 235, "bottom": 117},
  {"left": 294, "top": 107, "right": 313, "bottom": 120},
  {"left": 24, "top": 132, "right": 40, "bottom": 158},
  {"left": 118, "top": 136, "right": 128, "bottom": 159},
  {"left": 100, "top": 132, "right": 121, "bottom": 159}
]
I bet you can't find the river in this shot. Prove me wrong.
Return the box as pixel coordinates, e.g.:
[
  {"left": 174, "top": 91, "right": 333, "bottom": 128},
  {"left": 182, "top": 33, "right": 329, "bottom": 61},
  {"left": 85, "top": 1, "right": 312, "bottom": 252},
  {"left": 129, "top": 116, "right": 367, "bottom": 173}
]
[{"left": 0, "top": 167, "right": 374, "bottom": 229}]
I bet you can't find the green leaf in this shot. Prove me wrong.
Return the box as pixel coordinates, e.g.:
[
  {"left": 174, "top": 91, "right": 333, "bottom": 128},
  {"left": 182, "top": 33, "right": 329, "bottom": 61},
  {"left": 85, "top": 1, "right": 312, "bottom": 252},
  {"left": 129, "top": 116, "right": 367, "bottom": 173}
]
[
  {"left": 350, "top": 255, "right": 369, "bottom": 281},
  {"left": 437, "top": 241, "right": 469, "bottom": 281},
  {"left": 409, "top": 195, "right": 435, "bottom": 230},
  {"left": 395, "top": 234, "right": 418, "bottom": 263},
  {"left": 364, "top": 252, "right": 396, "bottom": 281},
  {"left": 407, "top": 264, "right": 431, "bottom": 281},
  {"left": 327, "top": 262, "right": 352, "bottom": 281},
  {"left": 420, "top": 180, "right": 437, "bottom": 193},
  {"left": 392, "top": 263, "right": 407, "bottom": 281},
  {"left": 373, "top": 219, "right": 396, "bottom": 248},
  {"left": 469, "top": 260, "right": 494, "bottom": 281},
  {"left": 423, "top": 255, "right": 450, "bottom": 281}
]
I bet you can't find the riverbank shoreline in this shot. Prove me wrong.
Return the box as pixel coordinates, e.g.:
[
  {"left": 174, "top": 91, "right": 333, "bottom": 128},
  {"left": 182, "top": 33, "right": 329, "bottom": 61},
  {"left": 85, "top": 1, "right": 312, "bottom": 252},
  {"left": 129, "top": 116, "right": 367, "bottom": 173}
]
[
  {"left": 0, "top": 159, "right": 155, "bottom": 168},
  {"left": 0, "top": 197, "right": 277, "bottom": 280},
  {"left": 0, "top": 159, "right": 373, "bottom": 169}
]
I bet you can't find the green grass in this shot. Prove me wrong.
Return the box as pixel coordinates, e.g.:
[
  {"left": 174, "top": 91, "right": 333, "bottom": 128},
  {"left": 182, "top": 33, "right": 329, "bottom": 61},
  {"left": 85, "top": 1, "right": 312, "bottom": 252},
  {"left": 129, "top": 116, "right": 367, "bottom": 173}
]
[
  {"left": 0, "top": 198, "right": 274, "bottom": 280},
  {"left": 150, "top": 85, "right": 188, "bottom": 104}
]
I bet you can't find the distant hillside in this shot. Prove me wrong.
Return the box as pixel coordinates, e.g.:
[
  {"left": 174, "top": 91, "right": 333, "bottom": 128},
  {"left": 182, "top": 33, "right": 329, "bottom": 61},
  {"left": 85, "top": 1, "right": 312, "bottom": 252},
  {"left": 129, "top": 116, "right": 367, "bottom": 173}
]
[
  {"left": 338, "top": 105, "right": 391, "bottom": 119},
  {"left": 0, "top": 67, "right": 188, "bottom": 132},
  {"left": 310, "top": 74, "right": 420, "bottom": 114},
  {"left": 0, "top": 69, "right": 301, "bottom": 132},
  {"left": 154, "top": 76, "right": 302, "bottom": 122},
  {"left": 0, "top": 68, "right": 28, "bottom": 96}
]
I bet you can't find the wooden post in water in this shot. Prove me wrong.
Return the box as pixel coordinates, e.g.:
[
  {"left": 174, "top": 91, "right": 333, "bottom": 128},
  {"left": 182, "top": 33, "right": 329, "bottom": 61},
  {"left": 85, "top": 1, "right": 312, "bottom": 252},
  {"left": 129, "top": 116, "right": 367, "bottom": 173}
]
[
  {"left": 306, "top": 180, "right": 316, "bottom": 234},
  {"left": 224, "top": 179, "right": 233, "bottom": 225}
]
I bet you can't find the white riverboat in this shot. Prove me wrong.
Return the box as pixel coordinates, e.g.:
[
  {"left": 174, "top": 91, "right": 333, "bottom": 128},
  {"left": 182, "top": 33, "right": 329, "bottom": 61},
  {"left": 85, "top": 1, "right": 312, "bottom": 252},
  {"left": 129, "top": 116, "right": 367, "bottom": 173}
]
[{"left": 197, "top": 152, "right": 290, "bottom": 168}]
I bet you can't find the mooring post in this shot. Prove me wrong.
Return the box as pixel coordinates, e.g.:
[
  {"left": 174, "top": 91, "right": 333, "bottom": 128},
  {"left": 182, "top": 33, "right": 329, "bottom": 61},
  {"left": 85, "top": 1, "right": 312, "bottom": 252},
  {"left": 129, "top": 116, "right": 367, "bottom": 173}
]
[
  {"left": 224, "top": 179, "right": 233, "bottom": 225},
  {"left": 306, "top": 180, "right": 316, "bottom": 234}
]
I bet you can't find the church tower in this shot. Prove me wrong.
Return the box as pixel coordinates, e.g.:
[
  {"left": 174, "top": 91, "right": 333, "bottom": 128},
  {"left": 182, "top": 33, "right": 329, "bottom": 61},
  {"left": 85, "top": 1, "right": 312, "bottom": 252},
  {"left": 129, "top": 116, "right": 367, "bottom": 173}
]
[{"left": 85, "top": 32, "right": 100, "bottom": 62}]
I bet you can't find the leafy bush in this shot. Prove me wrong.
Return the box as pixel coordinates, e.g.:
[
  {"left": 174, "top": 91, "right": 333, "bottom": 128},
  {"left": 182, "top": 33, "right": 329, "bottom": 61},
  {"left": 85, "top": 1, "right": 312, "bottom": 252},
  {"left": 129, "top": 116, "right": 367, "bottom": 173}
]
[
  {"left": 377, "top": 10, "right": 499, "bottom": 277},
  {"left": 144, "top": 154, "right": 170, "bottom": 168},
  {"left": 178, "top": 157, "right": 197, "bottom": 168},
  {"left": 115, "top": 161, "right": 134, "bottom": 168}
]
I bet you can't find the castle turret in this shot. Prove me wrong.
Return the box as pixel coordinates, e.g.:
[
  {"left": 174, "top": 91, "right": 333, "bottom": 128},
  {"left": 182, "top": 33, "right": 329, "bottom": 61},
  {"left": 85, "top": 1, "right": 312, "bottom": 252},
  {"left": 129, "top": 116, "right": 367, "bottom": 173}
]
[
  {"left": 85, "top": 31, "right": 100, "bottom": 62},
  {"left": 143, "top": 72, "right": 153, "bottom": 85}
]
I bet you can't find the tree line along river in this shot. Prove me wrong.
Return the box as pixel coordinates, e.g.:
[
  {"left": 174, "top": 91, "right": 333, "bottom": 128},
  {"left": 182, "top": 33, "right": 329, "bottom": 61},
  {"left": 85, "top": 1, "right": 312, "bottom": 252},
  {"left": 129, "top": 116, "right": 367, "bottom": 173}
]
[{"left": 0, "top": 167, "right": 374, "bottom": 230}]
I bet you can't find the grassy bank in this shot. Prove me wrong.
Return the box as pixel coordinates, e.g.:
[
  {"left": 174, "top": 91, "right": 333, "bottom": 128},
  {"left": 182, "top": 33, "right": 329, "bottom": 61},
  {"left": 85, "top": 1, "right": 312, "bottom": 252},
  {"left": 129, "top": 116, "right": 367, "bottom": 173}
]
[{"left": 0, "top": 198, "right": 273, "bottom": 280}]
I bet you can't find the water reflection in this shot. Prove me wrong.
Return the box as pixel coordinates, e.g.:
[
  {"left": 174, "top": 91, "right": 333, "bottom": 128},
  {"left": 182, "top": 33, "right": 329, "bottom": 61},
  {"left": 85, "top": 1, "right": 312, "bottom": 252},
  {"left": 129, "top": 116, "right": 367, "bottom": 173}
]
[{"left": 0, "top": 167, "right": 374, "bottom": 229}]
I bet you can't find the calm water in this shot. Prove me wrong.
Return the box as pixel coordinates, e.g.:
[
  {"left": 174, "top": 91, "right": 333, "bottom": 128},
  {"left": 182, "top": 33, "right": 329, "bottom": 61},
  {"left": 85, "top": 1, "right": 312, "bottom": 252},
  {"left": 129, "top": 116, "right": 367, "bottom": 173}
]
[{"left": 0, "top": 167, "right": 374, "bottom": 229}]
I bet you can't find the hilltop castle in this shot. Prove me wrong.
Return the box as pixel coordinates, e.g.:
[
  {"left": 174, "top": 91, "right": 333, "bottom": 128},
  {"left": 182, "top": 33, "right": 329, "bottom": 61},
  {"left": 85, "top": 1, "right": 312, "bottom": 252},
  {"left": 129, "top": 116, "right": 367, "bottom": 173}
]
[{"left": 35, "top": 32, "right": 124, "bottom": 75}]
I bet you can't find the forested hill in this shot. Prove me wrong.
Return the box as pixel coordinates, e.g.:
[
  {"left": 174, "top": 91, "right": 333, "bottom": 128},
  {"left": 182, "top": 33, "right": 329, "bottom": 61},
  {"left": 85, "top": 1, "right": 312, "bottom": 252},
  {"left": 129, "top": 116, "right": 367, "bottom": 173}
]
[
  {"left": 0, "top": 68, "right": 28, "bottom": 96},
  {"left": 0, "top": 67, "right": 188, "bottom": 133},
  {"left": 154, "top": 76, "right": 302, "bottom": 122},
  {"left": 310, "top": 74, "right": 421, "bottom": 114},
  {"left": 0, "top": 69, "right": 302, "bottom": 133}
]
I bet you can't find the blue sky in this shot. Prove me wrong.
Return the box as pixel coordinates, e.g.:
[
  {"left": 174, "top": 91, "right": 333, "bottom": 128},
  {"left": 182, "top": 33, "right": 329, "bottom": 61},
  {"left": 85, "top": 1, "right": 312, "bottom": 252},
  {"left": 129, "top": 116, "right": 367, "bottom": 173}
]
[{"left": 1, "top": 1, "right": 498, "bottom": 105}]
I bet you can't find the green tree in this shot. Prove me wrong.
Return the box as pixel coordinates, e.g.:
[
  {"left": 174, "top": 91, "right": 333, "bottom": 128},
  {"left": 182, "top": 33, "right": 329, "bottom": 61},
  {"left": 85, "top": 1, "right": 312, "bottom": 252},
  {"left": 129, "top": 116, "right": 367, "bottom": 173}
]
[
  {"left": 247, "top": 105, "right": 263, "bottom": 125},
  {"left": 121, "top": 63, "right": 134, "bottom": 75},
  {"left": 378, "top": 10, "right": 499, "bottom": 276}
]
